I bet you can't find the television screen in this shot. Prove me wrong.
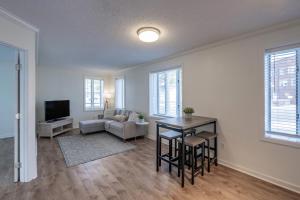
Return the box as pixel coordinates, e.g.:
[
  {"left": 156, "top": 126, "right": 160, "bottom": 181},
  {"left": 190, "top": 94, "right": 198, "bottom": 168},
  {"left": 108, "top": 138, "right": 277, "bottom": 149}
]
[{"left": 45, "top": 100, "right": 70, "bottom": 121}]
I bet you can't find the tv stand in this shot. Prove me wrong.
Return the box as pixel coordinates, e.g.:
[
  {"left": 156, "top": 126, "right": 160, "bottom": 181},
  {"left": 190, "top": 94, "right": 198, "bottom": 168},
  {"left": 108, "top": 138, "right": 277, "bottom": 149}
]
[{"left": 38, "top": 118, "right": 73, "bottom": 138}]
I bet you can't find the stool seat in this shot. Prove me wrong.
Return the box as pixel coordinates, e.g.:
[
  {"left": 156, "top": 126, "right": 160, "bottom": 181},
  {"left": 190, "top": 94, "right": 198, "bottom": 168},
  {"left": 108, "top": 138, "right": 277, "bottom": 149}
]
[
  {"left": 197, "top": 131, "right": 217, "bottom": 139},
  {"left": 178, "top": 136, "right": 205, "bottom": 147},
  {"left": 160, "top": 130, "right": 182, "bottom": 139}
]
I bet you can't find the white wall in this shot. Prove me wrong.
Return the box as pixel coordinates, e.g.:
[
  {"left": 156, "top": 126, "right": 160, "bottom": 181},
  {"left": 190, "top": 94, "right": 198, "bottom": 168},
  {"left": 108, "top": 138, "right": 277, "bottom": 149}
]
[
  {"left": 37, "top": 66, "right": 113, "bottom": 127},
  {"left": 116, "top": 22, "right": 300, "bottom": 193},
  {"left": 0, "top": 46, "right": 16, "bottom": 139},
  {"left": 0, "top": 9, "right": 38, "bottom": 182}
]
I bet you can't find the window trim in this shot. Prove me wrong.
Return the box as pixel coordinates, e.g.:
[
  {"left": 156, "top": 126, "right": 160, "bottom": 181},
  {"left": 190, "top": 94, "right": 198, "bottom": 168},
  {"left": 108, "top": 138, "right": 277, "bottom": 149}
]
[
  {"left": 149, "top": 67, "right": 182, "bottom": 118},
  {"left": 83, "top": 76, "right": 104, "bottom": 112},
  {"left": 262, "top": 132, "right": 300, "bottom": 149},
  {"left": 114, "top": 76, "right": 125, "bottom": 109},
  {"left": 264, "top": 45, "right": 300, "bottom": 147}
]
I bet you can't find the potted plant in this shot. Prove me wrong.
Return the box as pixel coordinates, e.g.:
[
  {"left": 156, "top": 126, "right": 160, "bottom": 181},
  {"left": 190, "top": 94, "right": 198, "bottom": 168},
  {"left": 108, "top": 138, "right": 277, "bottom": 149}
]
[
  {"left": 183, "top": 107, "right": 194, "bottom": 119},
  {"left": 138, "top": 113, "right": 145, "bottom": 123}
]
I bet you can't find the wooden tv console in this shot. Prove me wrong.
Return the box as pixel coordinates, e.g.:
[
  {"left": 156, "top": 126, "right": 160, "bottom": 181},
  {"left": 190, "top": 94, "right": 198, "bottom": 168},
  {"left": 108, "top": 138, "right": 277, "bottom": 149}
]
[{"left": 38, "top": 118, "right": 73, "bottom": 138}]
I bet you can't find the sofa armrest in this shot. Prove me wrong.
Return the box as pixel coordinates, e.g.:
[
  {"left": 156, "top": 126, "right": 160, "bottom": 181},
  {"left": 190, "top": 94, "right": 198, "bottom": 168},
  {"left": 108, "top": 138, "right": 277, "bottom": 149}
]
[
  {"left": 98, "top": 114, "right": 104, "bottom": 119},
  {"left": 123, "top": 121, "right": 137, "bottom": 138}
]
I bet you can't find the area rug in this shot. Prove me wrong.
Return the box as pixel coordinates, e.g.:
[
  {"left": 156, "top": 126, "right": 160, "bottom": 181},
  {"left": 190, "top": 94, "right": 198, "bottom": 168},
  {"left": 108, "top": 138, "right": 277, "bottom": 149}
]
[{"left": 57, "top": 133, "right": 135, "bottom": 167}]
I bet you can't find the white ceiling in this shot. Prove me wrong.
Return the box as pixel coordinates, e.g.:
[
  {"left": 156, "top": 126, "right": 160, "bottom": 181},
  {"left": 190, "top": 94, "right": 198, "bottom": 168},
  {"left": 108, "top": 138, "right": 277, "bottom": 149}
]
[{"left": 1, "top": 0, "right": 300, "bottom": 70}]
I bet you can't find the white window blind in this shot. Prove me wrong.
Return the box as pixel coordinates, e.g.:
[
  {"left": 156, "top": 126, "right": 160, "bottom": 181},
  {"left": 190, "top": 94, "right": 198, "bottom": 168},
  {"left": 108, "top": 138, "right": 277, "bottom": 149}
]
[
  {"left": 115, "top": 78, "right": 125, "bottom": 109},
  {"left": 149, "top": 68, "right": 182, "bottom": 117},
  {"left": 84, "top": 77, "right": 104, "bottom": 111},
  {"left": 265, "top": 47, "right": 300, "bottom": 136}
]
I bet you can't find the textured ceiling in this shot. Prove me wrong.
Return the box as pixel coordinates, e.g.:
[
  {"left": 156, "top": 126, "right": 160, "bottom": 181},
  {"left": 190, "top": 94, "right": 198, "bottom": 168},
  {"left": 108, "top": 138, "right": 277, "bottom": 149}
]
[{"left": 1, "top": 0, "right": 300, "bottom": 70}]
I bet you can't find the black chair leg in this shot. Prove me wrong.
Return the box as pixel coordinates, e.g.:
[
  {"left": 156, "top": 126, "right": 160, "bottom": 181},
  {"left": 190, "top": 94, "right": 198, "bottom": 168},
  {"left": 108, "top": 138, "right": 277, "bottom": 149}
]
[
  {"left": 188, "top": 146, "right": 192, "bottom": 170},
  {"left": 191, "top": 146, "right": 195, "bottom": 185},
  {"left": 175, "top": 139, "right": 177, "bottom": 157},
  {"left": 214, "top": 137, "right": 218, "bottom": 166},
  {"left": 201, "top": 143, "right": 204, "bottom": 176},
  {"left": 194, "top": 147, "right": 197, "bottom": 170},
  {"left": 159, "top": 137, "right": 161, "bottom": 166},
  {"left": 169, "top": 139, "right": 172, "bottom": 172},
  {"left": 178, "top": 143, "right": 181, "bottom": 177},
  {"left": 207, "top": 139, "right": 210, "bottom": 172}
]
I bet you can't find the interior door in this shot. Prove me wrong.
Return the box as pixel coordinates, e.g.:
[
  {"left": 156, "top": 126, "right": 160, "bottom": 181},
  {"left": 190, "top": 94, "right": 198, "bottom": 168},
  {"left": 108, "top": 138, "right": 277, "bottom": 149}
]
[
  {"left": 13, "top": 51, "right": 21, "bottom": 182},
  {"left": 0, "top": 43, "right": 20, "bottom": 184}
]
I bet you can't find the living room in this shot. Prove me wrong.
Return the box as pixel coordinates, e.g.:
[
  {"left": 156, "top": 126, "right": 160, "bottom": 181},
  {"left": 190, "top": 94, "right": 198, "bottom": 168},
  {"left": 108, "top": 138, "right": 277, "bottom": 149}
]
[{"left": 0, "top": 1, "right": 300, "bottom": 200}]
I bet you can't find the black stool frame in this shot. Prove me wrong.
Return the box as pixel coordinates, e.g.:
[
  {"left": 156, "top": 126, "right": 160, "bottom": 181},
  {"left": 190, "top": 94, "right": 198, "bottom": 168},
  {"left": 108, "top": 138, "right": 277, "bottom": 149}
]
[
  {"left": 156, "top": 120, "right": 217, "bottom": 187},
  {"left": 204, "top": 123, "right": 218, "bottom": 173},
  {"left": 158, "top": 134, "right": 181, "bottom": 177}
]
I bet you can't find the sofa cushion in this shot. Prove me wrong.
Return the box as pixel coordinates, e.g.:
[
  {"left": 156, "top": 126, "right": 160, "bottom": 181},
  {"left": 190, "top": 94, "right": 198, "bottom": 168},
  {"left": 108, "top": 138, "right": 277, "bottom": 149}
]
[
  {"left": 107, "top": 121, "right": 124, "bottom": 132},
  {"left": 114, "top": 109, "right": 132, "bottom": 117},
  {"left": 112, "top": 114, "right": 128, "bottom": 122},
  {"left": 79, "top": 119, "right": 105, "bottom": 127},
  {"left": 103, "top": 109, "right": 115, "bottom": 119},
  {"left": 79, "top": 119, "right": 106, "bottom": 134},
  {"left": 122, "top": 110, "right": 132, "bottom": 117},
  {"left": 128, "top": 112, "right": 138, "bottom": 122}
]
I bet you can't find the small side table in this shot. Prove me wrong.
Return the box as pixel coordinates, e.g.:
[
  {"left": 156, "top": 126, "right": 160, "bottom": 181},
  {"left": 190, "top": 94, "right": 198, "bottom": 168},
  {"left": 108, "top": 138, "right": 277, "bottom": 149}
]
[
  {"left": 135, "top": 121, "right": 149, "bottom": 140},
  {"left": 136, "top": 121, "right": 150, "bottom": 126}
]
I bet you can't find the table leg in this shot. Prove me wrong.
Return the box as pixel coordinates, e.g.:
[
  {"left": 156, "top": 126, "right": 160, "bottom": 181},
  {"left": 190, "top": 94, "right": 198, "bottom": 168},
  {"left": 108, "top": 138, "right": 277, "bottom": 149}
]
[
  {"left": 214, "top": 122, "right": 218, "bottom": 166},
  {"left": 156, "top": 124, "right": 159, "bottom": 172},
  {"left": 207, "top": 140, "right": 211, "bottom": 173},
  {"left": 181, "top": 129, "right": 185, "bottom": 187}
]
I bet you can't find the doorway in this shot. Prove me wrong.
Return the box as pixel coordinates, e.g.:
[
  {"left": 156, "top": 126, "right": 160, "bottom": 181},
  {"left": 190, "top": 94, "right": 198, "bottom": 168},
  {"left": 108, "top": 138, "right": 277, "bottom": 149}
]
[{"left": 0, "top": 43, "right": 24, "bottom": 185}]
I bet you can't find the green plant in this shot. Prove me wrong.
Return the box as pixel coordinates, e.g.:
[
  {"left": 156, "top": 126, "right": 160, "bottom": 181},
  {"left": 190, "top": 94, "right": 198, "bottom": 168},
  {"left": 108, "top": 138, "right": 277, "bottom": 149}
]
[
  {"left": 183, "top": 107, "right": 194, "bottom": 114},
  {"left": 138, "top": 113, "right": 144, "bottom": 119}
]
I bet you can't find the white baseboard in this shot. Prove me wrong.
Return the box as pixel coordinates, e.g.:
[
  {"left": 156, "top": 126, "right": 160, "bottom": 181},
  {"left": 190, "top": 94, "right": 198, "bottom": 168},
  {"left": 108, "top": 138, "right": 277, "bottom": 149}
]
[
  {"left": 219, "top": 159, "right": 300, "bottom": 194},
  {"left": 146, "top": 135, "right": 300, "bottom": 194}
]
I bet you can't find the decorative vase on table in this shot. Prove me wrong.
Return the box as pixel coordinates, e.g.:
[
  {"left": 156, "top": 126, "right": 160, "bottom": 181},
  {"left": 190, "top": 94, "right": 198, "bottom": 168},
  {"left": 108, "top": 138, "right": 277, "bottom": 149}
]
[
  {"left": 183, "top": 107, "right": 195, "bottom": 120},
  {"left": 138, "top": 113, "right": 145, "bottom": 123},
  {"left": 184, "top": 113, "right": 192, "bottom": 119}
]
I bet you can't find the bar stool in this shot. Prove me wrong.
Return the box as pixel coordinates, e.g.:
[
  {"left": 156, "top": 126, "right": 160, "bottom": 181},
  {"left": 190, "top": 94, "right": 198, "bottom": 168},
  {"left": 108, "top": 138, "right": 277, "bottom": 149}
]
[
  {"left": 178, "top": 136, "right": 205, "bottom": 185},
  {"left": 197, "top": 131, "right": 218, "bottom": 172},
  {"left": 158, "top": 130, "right": 182, "bottom": 176}
]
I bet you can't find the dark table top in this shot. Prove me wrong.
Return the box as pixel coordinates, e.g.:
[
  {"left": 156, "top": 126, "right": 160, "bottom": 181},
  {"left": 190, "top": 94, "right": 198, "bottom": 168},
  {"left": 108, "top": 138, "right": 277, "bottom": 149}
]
[{"left": 156, "top": 116, "right": 217, "bottom": 130}]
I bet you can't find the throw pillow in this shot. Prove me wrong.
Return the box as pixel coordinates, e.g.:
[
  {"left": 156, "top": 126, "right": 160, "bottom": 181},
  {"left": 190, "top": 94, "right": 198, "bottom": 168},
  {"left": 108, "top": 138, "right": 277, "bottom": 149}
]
[
  {"left": 103, "top": 109, "right": 115, "bottom": 119},
  {"left": 112, "top": 114, "right": 128, "bottom": 122},
  {"left": 128, "top": 112, "right": 138, "bottom": 122}
]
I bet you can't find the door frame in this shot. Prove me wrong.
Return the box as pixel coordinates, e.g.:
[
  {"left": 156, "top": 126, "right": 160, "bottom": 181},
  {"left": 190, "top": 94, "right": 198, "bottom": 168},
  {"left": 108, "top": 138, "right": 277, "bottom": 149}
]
[{"left": 0, "top": 41, "right": 27, "bottom": 183}]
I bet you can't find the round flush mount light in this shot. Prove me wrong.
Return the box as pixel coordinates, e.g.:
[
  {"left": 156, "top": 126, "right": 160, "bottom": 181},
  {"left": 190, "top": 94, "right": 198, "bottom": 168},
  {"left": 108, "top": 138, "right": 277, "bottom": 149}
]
[{"left": 137, "top": 27, "right": 160, "bottom": 43}]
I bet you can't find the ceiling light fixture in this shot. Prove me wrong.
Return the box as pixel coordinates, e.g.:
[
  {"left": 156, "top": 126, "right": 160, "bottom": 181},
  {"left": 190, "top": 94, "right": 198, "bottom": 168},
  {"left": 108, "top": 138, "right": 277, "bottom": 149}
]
[{"left": 137, "top": 27, "right": 160, "bottom": 43}]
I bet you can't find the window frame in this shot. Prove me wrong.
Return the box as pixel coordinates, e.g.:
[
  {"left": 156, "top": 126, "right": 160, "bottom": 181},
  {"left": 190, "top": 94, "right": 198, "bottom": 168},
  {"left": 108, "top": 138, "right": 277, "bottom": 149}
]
[
  {"left": 149, "top": 67, "right": 182, "bottom": 118},
  {"left": 264, "top": 44, "right": 300, "bottom": 147},
  {"left": 114, "top": 76, "right": 125, "bottom": 109},
  {"left": 83, "top": 76, "right": 104, "bottom": 111}
]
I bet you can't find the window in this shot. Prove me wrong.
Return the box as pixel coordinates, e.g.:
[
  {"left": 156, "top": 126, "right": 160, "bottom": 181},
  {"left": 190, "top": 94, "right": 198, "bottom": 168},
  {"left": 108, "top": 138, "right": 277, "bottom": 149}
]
[
  {"left": 115, "top": 77, "right": 125, "bottom": 109},
  {"left": 265, "top": 46, "right": 300, "bottom": 137},
  {"left": 84, "top": 77, "right": 104, "bottom": 111},
  {"left": 149, "top": 68, "right": 182, "bottom": 117}
]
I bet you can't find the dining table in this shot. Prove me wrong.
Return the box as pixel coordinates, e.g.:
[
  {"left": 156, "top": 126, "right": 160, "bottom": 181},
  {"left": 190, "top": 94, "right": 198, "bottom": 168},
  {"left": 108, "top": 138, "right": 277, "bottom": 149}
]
[{"left": 155, "top": 115, "right": 217, "bottom": 187}]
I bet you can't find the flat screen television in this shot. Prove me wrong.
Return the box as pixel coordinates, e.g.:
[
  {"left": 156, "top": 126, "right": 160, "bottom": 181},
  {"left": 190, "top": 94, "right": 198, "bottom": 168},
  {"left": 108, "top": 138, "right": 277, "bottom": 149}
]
[{"left": 45, "top": 100, "right": 70, "bottom": 121}]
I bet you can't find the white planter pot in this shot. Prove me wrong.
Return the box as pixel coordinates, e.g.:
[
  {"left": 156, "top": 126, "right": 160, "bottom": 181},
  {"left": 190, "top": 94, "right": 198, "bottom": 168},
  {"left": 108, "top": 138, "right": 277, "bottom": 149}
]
[
  {"left": 184, "top": 113, "right": 192, "bottom": 119},
  {"left": 139, "top": 118, "right": 145, "bottom": 123}
]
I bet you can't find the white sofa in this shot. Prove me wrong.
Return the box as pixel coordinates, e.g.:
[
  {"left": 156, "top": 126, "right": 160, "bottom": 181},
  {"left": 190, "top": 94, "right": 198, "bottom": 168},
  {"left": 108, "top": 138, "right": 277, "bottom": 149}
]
[{"left": 79, "top": 110, "right": 147, "bottom": 140}]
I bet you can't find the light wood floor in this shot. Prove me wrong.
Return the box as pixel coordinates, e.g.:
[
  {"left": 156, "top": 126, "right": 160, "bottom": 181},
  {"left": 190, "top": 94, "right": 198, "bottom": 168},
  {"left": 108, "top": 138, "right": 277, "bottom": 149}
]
[{"left": 0, "top": 130, "right": 299, "bottom": 200}]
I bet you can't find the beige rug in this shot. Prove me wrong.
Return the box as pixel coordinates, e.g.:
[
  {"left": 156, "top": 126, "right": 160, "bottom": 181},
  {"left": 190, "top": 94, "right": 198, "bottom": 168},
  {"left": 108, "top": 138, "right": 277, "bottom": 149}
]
[{"left": 57, "top": 133, "right": 135, "bottom": 167}]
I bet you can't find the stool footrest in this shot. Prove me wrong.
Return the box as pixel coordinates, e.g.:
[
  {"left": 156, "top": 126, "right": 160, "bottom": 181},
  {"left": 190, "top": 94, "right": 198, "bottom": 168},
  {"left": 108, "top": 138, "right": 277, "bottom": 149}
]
[{"left": 160, "top": 156, "right": 180, "bottom": 167}]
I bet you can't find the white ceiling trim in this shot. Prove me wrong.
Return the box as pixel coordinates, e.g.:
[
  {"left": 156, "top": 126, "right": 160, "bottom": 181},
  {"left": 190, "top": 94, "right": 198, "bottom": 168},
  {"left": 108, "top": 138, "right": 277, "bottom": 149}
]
[
  {"left": 0, "top": 6, "right": 40, "bottom": 66},
  {"left": 118, "top": 18, "right": 300, "bottom": 73},
  {"left": 0, "top": 6, "right": 39, "bottom": 33},
  {"left": 116, "top": 19, "right": 300, "bottom": 73}
]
